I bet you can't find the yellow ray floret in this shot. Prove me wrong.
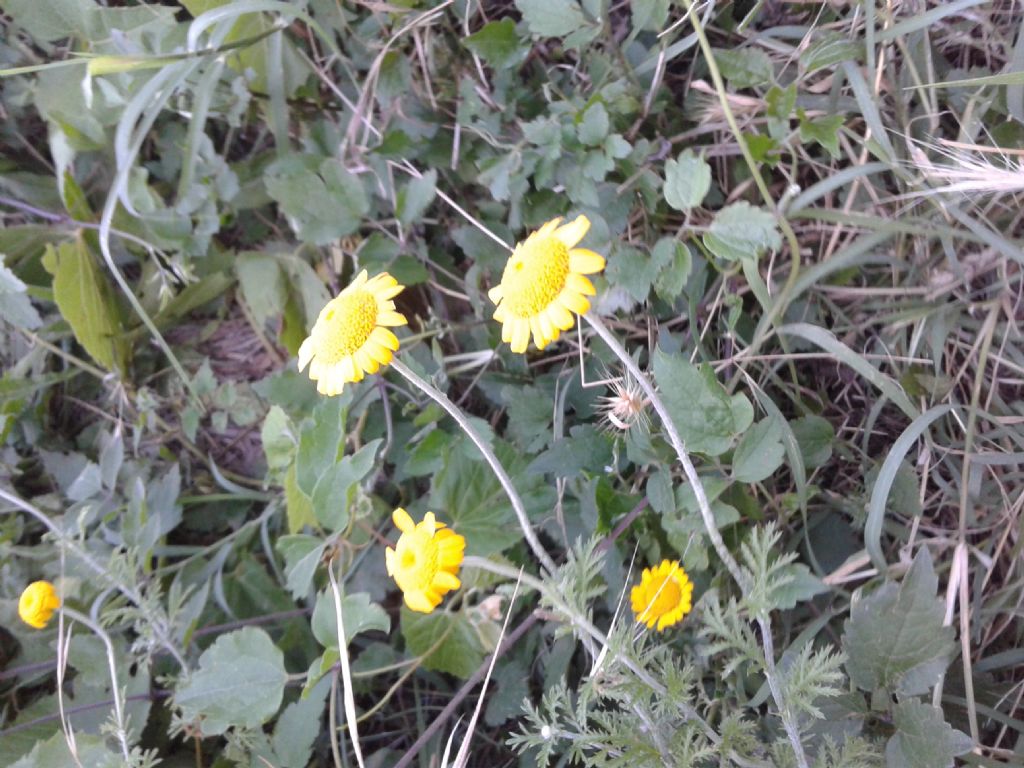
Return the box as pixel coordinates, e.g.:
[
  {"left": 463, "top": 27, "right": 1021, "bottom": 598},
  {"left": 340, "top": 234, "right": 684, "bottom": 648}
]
[
  {"left": 298, "top": 270, "right": 407, "bottom": 396},
  {"left": 631, "top": 559, "right": 694, "bottom": 631},
  {"left": 385, "top": 508, "right": 466, "bottom": 614},
  {"left": 488, "top": 215, "right": 605, "bottom": 353},
  {"left": 18, "top": 581, "right": 61, "bottom": 629}
]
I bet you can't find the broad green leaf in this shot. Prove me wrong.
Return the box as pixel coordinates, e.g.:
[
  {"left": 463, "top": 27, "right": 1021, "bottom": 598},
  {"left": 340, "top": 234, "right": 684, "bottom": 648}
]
[
  {"left": 713, "top": 48, "right": 774, "bottom": 88},
  {"left": 733, "top": 418, "right": 785, "bottom": 482},
  {"left": 646, "top": 468, "right": 675, "bottom": 514},
  {"left": 516, "top": 0, "right": 586, "bottom": 38},
  {"left": 271, "top": 677, "right": 329, "bottom": 768},
  {"left": 296, "top": 396, "right": 346, "bottom": 497},
  {"left": 843, "top": 548, "right": 954, "bottom": 696},
  {"left": 277, "top": 533, "right": 325, "bottom": 599},
  {"left": 631, "top": 0, "right": 669, "bottom": 32},
  {"left": 175, "top": 627, "right": 287, "bottom": 736},
  {"left": 401, "top": 607, "right": 485, "bottom": 679},
  {"left": 236, "top": 251, "right": 286, "bottom": 327},
  {"left": 462, "top": 19, "right": 525, "bottom": 69},
  {"left": 653, "top": 349, "right": 752, "bottom": 456},
  {"left": 663, "top": 149, "right": 711, "bottom": 212},
  {"left": 430, "top": 440, "right": 551, "bottom": 556},
  {"left": 0, "top": 255, "right": 42, "bottom": 329},
  {"left": 790, "top": 414, "right": 834, "bottom": 469},
  {"left": 577, "top": 103, "right": 609, "bottom": 146},
  {"left": 41, "top": 240, "right": 126, "bottom": 372},
  {"left": 802, "top": 31, "right": 862, "bottom": 74},
  {"left": 653, "top": 240, "right": 692, "bottom": 301},
  {"left": 799, "top": 112, "right": 845, "bottom": 159},
  {"left": 10, "top": 732, "right": 122, "bottom": 768},
  {"left": 311, "top": 590, "right": 390, "bottom": 649},
  {"left": 606, "top": 244, "right": 668, "bottom": 302},
  {"left": 265, "top": 156, "right": 369, "bottom": 246},
  {"left": 397, "top": 169, "right": 437, "bottom": 227},
  {"left": 885, "top": 700, "right": 973, "bottom": 768},
  {"left": 311, "top": 439, "right": 381, "bottom": 532},
  {"left": 703, "top": 202, "right": 782, "bottom": 263},
  {"left": 1, "top": 0, "right": 94, "bottom": 43}
]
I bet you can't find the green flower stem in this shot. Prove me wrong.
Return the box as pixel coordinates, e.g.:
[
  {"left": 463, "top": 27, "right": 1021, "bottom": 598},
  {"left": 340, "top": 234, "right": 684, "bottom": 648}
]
[
  {"left": 389, "top": 358, "right": 558, "bottom": 576},
  {"left": 582, "top": 313, "right": 810, "bottom": 768},
  {"left": 60, "top": 606, "right": 131, "bottom": 761}
]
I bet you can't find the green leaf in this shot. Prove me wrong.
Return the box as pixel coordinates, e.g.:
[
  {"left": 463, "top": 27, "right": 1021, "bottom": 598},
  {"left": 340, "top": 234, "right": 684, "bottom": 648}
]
[
  {"left": 41, "top": 240, "right": 127, "bottom": 372},
  {"left": 516, "top": 0, "right": 586, "bottom": 38},
  {"left": 799, "top": 112, "right": 845, "bottom": 159},
  {"left": 311, "top": 590, "right": 390, "bottom": 649},
  {"left": 430, "top": 440, "right": 550, "bottom": 556},
  {"left": 296, "top": 396, "right": 347, "bottom": 497},
  {"left": 278, "top": 534, "right": 325, "bottom": 599},
  {"left": 713, "top": 48, "right": 774, "bottom": 88},
  {"left": 261, "top": 405, "right": 297, "bottom": 474},
  {"left": 0, "top": 255, "right": 42, "bottom": 329},
  {"left": 463, "top": 19, "right": 524, "bottom": 69},
  {"left": 10, "top": 732, "right": 122, "bottom": 768},
  {"left": 527, "top": 424, "right": 612, "bottom": 477},
  {"left": 271, "top": 677, "right": 329, "bottom": 768},
  {"left": 236, "top": 251, "right": 286, "bottom": 327},
  {"left": 885, "top": 700, "right": 973, "bottom": 768},
  {"left": 401, "top": 607, "right": 485, "bottom": 678},
  {"left": 1, "top": 0, "right": 95, "bottom": 43},
  {"left": 790, "top": 414, "right": 834, "bottom": 469},
  {"left": 733, "top": 418, "right": 785, "bottom": 483},
  {"left": 663, "top": 149, "right": 711, "bottom": 212},
  {"left": 311, "top": 439, "right": 381, "bottom": 532},
  {"left": 577, "top": 103, "right": 609, "bottom": 147},
  {"left": 174, "top": 627, "right": 287, "bottom": 736},
  {"left": 703, "top": 202, "right": 782, "bottom": 263},
  {"left": 842, "top": 548, "right": 955, "bottom": 696},
  {"left": 396, "top": 169, "right": 437, "bottom": 227},
  {"left": 802, "top": 31, "right": 862, "bottom": 74},
  {"left": 284, "top": 464, "right": 316, "bottom": 533},
  {"left": 653, "top": 240, "right": 692, "bottom": 301},
  {"left": 631, "top": 0, "right": 669, "bottom": 32},
  {"left": 653, "top": 349, "right": 752, "bottom": 456},
  {"left": 265, "top": 156, "right": 369, "bottom": 246}
]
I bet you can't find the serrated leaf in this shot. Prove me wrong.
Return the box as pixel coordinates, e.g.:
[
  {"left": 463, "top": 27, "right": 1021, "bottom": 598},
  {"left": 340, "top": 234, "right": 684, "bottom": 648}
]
[
  {"left": 174, "top": 627, "right": 287, "bottom": 736},
  {"left": 311, "top": 590, "right": 390, "bottom": 649},
  {"left": 0, "top": 255, "right": 42, "bottom": 329},
  {"left": 262, "top": 405, "right": 297, "bottom": 474},
  {"left": 311, "top": 439, "right": 381, "bottom": 532},
  {"left": 885, "top": 700, "right": 973, "bottom": 768},
  {"left": 713, "top": 48, "right": 774, "bottom": 88},
  {"left": 516, "top": 0, "right": 586, "bottom": 38},
  {"left": 10, "top": 732, "right": 123, "bottom": 768},
  {"left": 733, "top": 418, "right": 785, "bottom": 482},
  {"left": 703, "top": 202, "right": 782, "bottom": 263},
  {"left": 271, "top": 677, "right": 329, "bottom": 768},
  {"left": 577, "top": 102, "right": 609, "bottom": 146},
  {"left": 278, "top": 534, "right": 325, "bottom": 599},
  {"left": 803, "top": 31, "right": 862, "bottom": 74},
  {"left": 527, "top": 424, "right": 612, "bottom": 477},
  {"left": 284, "top": 464, "right": 316, "bottom": 533},
  {"left": 799, "top": 113, "right": 845, "bottom": 159},
  {"left": 842, "top": 548, "right": 954, "bottom": 696},
  {"left": 42, "top": 240, "right": 126, "bottom": 372},
  {"left": 401, "top": 607, "right": 485, "bottom": 678},
  {"left": 462, "top": 18, "right": 524, "bottom": 69},
  {"left": 653, "top": 349, "right": 752, "bottom": 456},
  {"left": 653, "top": 240, "right": 692, "bottom": 301},
  {"left": 265, "top": 156, "right": 368, "bottom": 246},
  {"left": 396, "top": 169, "right": 437, "bottom": 226},
  {"left": 663, "top": 149, "right": 711, "bottom": 212},
  {"left": 296, "top": 396, "right": 346, "bottom": 497},
  {"left": 631, "top": 0, "right": 668, "bottom": 32},
  {"left": 430, "top": 440, "right": 551, "bottom": 556}
]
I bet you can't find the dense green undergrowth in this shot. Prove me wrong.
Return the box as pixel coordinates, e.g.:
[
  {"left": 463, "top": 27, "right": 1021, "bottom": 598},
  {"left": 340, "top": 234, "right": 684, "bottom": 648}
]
[{"left": 1, "top": 0, "right": 1022, "bottom": 766}]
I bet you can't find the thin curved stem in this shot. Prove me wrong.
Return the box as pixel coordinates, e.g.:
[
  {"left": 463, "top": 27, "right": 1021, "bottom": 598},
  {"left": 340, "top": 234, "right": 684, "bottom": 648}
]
[
  {"left": 328, "top": 559, "right": 366, "bottom": 768},
  {"left": 389, "top": 358, "right": 557, "bottom": 575},
  {"left": 582, "top": 313, "right": 809, "bottom": 768}
]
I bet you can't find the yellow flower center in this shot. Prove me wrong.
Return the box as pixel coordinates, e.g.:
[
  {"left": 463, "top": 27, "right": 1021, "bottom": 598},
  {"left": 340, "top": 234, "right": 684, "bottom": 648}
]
[
  {"left": 316, "top": 289, "right": 378, "bottom": 363},
  {"left": 500, "top": 236, "right": 570, "bottom": 317},
  {"left": 394, "top": 530, "right": 439, "bottom": 591},
  {"left": 641, "top": 576, "right": 681, "bottom": 619}
]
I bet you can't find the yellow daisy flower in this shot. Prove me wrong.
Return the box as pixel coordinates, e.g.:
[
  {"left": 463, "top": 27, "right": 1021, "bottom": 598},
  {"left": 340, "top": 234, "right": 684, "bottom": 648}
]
[
  {"left": 631, "top": 560, "right": 694, "bottom": 631},
  {"left": 488, "top": 215, "right": 605, "bottom": 353},
  {"left": 385, "top": 508, "right": 465, "bottom": 614},
  {"left": 18, "top": 581, "right": 61, "bottom": 629},
  {"left": 298, "top": 270, "right": 407, "bottom": 396}
]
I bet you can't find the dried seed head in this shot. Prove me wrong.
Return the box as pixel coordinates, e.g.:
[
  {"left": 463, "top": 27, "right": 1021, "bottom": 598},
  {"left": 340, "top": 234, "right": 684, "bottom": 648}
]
[{"left": 596, "top": 371, "right": 650, "bottom": 433}]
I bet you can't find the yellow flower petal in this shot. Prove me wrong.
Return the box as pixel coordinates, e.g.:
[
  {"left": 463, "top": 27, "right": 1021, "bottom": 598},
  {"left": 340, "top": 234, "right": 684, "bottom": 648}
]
[
  {"left": 569, "top": 248, "right": 605, "bottom": 274},
  {"left": 393, "top": 507, "right": 415, "bottom": 533},
  {"left": 554, "top": 215, "right": 590, "bottom": 249},
  {"left": 630, "top": 559, "right": 693, "bottom": 632},
  {"left": 18, "top": 581, "right": 60, "bottom": 630}
]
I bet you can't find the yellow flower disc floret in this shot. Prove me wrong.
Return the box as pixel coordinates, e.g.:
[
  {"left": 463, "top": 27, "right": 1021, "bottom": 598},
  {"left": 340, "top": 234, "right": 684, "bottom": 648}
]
[
  {"left": 18, "top": 581, "right": 61, "bottom": 629},
  {"left": 385, "top": 508, "right": 465, "bottom": 614},
  {"left": 631, "top": 560, "right": 694, "bottom": 631},
  {"left": 488, "top": 215, "right": 606, "bottom": 353},
  {"left": 298, "top": 270, "right": 407, "bottom": 396}
]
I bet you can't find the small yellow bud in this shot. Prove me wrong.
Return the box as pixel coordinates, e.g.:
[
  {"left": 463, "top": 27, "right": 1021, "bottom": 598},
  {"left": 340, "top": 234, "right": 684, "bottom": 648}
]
[{"left": 18, "top": 581, "right": 61, "bottom": 629}]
